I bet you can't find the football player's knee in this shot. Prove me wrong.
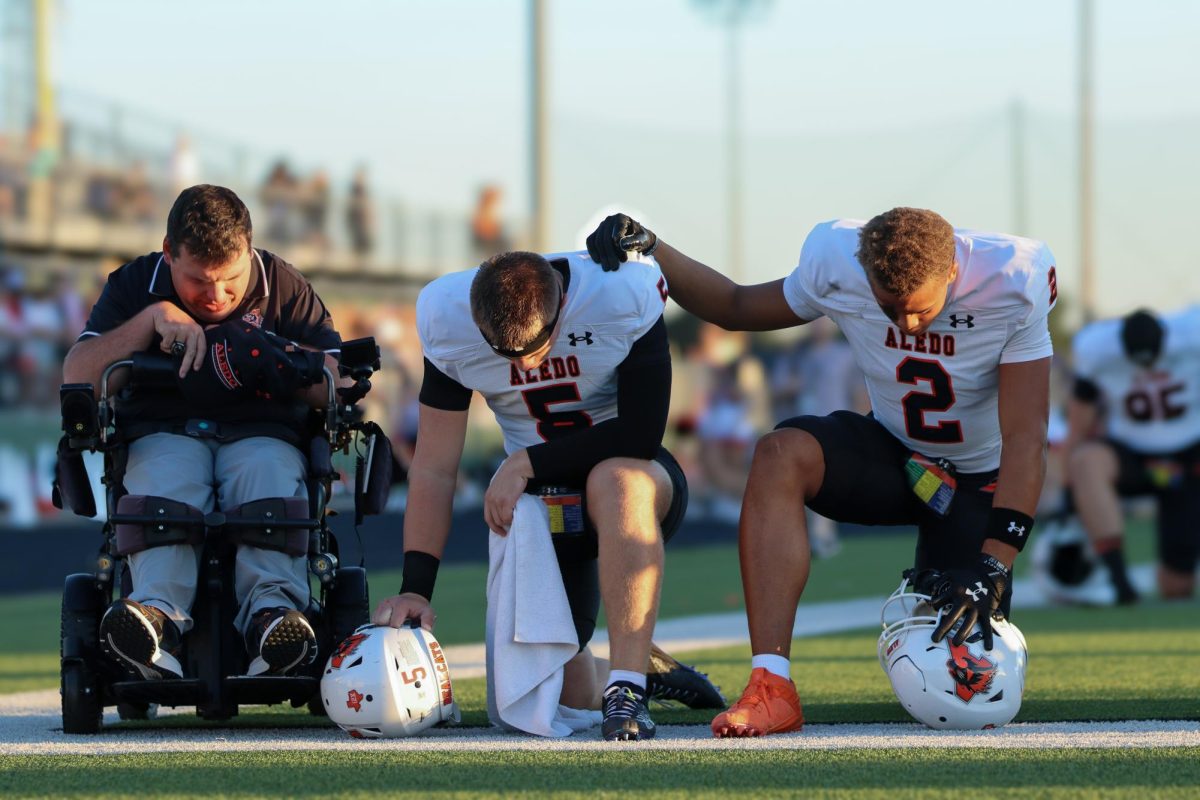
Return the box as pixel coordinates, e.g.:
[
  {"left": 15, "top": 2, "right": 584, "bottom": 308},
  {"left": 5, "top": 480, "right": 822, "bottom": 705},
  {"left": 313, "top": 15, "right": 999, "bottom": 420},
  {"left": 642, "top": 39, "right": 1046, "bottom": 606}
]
[
  {"left": 750, "top": 428, "right": 821, "bottom": 483},
  {"left": 1158, "top": 567, "right": 1195, "bottom": 599},
  {"left": 1066, "top": 442, "right": 1113, "bottom": 484},
  {"left": 585, "top": 458, "right": 656, "bottom": 507}
]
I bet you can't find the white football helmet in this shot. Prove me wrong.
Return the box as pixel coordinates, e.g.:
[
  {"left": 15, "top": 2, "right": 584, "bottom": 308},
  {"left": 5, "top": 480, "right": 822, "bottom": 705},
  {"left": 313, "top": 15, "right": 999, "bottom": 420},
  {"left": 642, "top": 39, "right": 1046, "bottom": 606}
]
[
  {"left": 1031, "top": 516, "right": 1113, "bottom": 606},
  {"left": 877, "top": 577, "right": 1027, "bottom": 730},
  {"left": 321, "top": 624, "right": 461, "bottom": 738}
]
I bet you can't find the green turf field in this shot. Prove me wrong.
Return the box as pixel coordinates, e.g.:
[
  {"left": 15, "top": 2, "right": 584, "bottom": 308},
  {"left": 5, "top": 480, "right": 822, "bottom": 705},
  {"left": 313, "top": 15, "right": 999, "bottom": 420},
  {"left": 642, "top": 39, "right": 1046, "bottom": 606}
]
[
  {"left": 5, "top": 748, "right": 1200, "bottom": 799},
  {"left": 2, "top": 525, "right": 1192, "bottom": 799},
  {"left": 0, "top": 526, "right": 1161, "bottom": 694}
]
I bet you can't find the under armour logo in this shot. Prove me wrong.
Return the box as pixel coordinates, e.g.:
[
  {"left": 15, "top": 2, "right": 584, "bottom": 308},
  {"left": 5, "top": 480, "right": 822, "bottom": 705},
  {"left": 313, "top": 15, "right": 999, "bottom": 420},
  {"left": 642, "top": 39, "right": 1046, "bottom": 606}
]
[
  {"left": 568, "top": 332, "right": 593, "bottom": 346},
  {"left": 1008, "top": 521, "right": 1026, "bottom": 537},
  {"left": 949, "top": 314, "right": 975, "bottom": 329},
  {"left": 966, "top": 582, "right": 988, "bottom": 601}
]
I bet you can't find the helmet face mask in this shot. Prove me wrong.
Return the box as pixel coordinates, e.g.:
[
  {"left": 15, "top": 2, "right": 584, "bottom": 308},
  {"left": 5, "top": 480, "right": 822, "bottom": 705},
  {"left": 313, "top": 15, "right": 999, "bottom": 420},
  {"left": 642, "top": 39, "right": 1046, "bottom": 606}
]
[
  {"left": 321, "top": 624, "right": 461, "bottom": 738},
  {"left": 878, "top": 578, "right": 1027, "bottom": 730}
]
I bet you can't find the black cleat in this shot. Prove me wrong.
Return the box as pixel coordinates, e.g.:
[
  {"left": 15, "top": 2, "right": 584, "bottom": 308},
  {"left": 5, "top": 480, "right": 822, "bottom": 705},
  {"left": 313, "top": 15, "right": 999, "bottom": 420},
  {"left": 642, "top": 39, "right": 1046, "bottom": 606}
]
[
  {"left": 99, "top": 599, "right": 183, "bottom": 680},
  {"left": 245, "top": 607, "right": 317, "bottom": 676},
  {"left": 646, "top": 642, "right": 726, "bottom": 709},
  {"left": 601, "top": 682, "right": 656, "bottom": 741},
  {"left": 1114, "top": 581, "right": 1140, "bottom": 606}
]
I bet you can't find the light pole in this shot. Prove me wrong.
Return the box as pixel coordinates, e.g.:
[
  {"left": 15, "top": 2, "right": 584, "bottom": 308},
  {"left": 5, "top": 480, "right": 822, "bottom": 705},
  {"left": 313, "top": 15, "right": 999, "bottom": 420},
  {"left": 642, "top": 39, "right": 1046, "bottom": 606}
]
[
  {"left": 529, "top": 0, "right": 549, "bottom": 252},
  {"left": 693, "top": 0, "right": 771, "bottom": 282}
]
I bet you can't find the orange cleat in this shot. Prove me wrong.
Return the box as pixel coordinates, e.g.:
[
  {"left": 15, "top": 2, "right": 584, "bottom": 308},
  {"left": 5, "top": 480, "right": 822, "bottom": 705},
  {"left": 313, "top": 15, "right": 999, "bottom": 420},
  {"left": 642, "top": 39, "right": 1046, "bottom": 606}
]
[{"left": 711, "top": 667, "right": 804, "bottom": 737}]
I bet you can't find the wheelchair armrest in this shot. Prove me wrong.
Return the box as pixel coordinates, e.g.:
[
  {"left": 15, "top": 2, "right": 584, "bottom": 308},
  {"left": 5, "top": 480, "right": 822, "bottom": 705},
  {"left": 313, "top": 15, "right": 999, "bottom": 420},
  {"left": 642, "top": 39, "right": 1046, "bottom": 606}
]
[
  {"left": 60, "top": 383, "right": 98, "bottom": 439},
  {"left": 130, "top": 352, "right": 179, "bottom": 389}
]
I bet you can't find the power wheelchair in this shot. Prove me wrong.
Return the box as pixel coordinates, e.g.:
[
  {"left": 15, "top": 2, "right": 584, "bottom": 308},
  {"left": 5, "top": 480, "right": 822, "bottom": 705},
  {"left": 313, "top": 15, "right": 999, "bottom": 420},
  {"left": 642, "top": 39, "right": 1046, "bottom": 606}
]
[{"left": 51, "top": 337, "right": 391, "bottom": 734}]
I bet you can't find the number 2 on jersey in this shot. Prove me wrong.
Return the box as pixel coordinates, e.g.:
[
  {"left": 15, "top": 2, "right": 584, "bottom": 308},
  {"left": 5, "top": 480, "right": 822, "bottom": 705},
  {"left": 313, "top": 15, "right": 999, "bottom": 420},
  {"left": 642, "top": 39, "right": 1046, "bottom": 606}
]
[
  {"left": 522, "top": 383, "right": 594, "bottom": 441},
  {"left": 897, "top": 357, "right": 963, "bottom": 444}
]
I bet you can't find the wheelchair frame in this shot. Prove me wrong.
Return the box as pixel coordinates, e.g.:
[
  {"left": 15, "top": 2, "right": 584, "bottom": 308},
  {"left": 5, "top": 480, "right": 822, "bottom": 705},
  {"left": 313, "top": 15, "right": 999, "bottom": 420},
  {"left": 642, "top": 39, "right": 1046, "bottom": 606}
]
[{"left": 56, "top": 340, "right": 385, "bottom": 734}]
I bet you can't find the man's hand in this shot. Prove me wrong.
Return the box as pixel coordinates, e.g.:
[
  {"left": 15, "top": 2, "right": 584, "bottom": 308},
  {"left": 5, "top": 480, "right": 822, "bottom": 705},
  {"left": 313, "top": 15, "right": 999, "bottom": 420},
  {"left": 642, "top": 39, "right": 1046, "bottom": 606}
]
[
  {"left": 930, "top": 555, "right": 1010, "bottom": 650},
  {"left": 149, "top": 302, "right": 205, "bottom": 377},
  {"left": 176, "top": 320, "right": 324, "bottom": 406},
  {"left": 586, "top": 213, "right": 658, "bottom": 271},
  {"left": 484, "top": 449, "right": 533, "bottom": 535},
  {"left": 372, "top": 593, "right": 436, "bottom": 632}
]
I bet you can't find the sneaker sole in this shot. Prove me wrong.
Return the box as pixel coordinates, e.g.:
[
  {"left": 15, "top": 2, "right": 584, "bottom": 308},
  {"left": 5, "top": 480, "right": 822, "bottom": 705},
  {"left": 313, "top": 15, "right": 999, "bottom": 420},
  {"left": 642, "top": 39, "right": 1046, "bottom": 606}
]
[
  {"left": 247, "top": 613, "right": 316, "bottom": 676},
  {"left": 712, "top": 717, "right": 804, "bottom": 738},
  {"left": 602, "top": 724, "right": 658, "bottom": 742},
  {"left": 100, "top": 604, "right": 181, "bottom": 680}
]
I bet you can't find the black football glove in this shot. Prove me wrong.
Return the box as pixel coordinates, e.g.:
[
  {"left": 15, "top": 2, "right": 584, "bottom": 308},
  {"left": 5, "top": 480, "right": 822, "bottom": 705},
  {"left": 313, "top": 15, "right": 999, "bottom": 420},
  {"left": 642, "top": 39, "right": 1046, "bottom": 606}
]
[
  {"left": 585, "top": 213, "right": 658, "bottom": 271},
  {"left": 929, "top": 554, "right": 1010, "bottom": 650},
  {"left": 903, "top": 567, "right": 946, "bottom": 598},
  {"left": 177, "top": 320, "right": 324, "bottom": 405}
]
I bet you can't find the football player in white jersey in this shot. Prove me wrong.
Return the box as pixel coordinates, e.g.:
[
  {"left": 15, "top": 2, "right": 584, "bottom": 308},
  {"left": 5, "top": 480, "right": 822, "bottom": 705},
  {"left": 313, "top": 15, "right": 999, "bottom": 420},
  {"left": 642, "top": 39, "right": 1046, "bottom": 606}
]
[
  {"left": 589, "top": 208, "right": 1056, "bottom": 737},
  {"left": 371, "top": 250, "right": 723, "bottom": 741},
  {"left": 1066, "top": 306, "right": 1200, "bottom": 603}
]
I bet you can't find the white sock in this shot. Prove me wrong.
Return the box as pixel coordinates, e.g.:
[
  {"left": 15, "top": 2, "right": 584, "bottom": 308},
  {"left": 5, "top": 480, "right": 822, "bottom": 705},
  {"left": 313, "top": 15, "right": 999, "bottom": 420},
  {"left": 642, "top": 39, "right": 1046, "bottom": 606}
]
[
  {"left": 751, "top": 654, "right": 791, "bottom": 680},
  {"left": 606, "top": 670, "right": 647, "bottom": 692}
]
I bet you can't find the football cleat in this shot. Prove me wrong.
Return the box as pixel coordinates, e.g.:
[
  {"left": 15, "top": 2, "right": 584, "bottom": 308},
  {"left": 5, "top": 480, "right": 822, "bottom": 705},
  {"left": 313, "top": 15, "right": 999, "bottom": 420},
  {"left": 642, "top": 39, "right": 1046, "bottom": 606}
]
[
  {"left": 711, "top": 668, "right": 804, "bottom": 737},
  {"left": 99, "top": 599, "right": 183, "bottom": 680},
  {"left": 601, "top": 682, "right": 657, "bottom": 741},
  {"left": 646, "top": 642, "right": 726, "bottom": 709},
  {"left": 245, "top": 607, "right": 317, "bottom": 676}
]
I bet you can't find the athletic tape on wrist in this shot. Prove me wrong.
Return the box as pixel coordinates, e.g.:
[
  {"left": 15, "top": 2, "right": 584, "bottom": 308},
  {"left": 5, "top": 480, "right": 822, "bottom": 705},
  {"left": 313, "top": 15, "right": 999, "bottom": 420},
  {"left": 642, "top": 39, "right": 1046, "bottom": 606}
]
[
  {"left": 986, "top": 507, "right": 1034, "bottom": 552},
  {"left": 399, "top": 550, "right": 440, "bottom": 601}
]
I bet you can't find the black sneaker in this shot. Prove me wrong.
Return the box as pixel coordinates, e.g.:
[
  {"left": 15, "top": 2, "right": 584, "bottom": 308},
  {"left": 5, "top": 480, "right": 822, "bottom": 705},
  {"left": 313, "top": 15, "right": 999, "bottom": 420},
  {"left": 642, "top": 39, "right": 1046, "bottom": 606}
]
[
  {"left": 1114, "top": 580, "right": 1140, "bottom": 606},
  {"left": 245, "top": 607, "right": 317, "bottom": 676},
  {"left": 99, "top": 599, "right": 183, "bottom": 680},
  {"left": 601, "top": 681, "right": 656, "bottom": 741},
  {"left": 646, "top": 642, "right": 726, "bottom": 709}
]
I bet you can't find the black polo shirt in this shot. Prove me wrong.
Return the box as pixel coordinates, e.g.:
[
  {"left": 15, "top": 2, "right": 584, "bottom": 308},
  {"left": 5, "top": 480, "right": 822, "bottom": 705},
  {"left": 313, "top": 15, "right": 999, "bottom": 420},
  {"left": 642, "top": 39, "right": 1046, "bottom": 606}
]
[{"left": 79, "top": 248, "right": 341, "bottom": 442}]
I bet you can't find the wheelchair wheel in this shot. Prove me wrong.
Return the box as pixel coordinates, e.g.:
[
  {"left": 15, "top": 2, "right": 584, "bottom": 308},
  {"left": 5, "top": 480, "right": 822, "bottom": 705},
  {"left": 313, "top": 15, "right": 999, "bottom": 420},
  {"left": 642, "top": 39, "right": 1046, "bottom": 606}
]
[
  {"left": 61, "top": 573, "right": 107, "bottom": 734},
  {"left": 327, "top": 566, "right": 369, "bottom": 643},
  {"left": 61, "top": 662, "right": 102, "bottom": 734},
  {"left": 61, "top": 573, "right": 105, "bottom": 649}
]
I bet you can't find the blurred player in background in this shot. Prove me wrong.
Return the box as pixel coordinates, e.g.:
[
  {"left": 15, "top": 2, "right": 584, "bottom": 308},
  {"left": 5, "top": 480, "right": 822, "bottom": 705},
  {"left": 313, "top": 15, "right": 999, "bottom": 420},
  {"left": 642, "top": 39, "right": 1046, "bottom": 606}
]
[
  {"left": 1066, "top": 306, "right": 1200, "bottom": 603},
  {"left": 590, "top": 208, "right": 1056, "bottom": 737}
]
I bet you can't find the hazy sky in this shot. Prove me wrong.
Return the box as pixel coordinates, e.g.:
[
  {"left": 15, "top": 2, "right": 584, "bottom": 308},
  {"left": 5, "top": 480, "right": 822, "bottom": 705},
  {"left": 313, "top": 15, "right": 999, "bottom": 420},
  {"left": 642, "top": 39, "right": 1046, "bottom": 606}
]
[{"left": 32, "top": 1, "right": 1200, "bottom": 317}]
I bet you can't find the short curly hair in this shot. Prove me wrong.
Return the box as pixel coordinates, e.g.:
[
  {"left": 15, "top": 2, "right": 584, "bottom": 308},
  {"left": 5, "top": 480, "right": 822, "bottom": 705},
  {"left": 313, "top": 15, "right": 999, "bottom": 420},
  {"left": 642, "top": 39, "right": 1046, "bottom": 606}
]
[
  {"left": 470, "top": 251, "right": 559, "bottom": 352},
  {"left": 856, "top": 208, "right": 955, "bottom": 296},
  {"left": 165, "top": 184, "right": 253, "bottom": 265}
]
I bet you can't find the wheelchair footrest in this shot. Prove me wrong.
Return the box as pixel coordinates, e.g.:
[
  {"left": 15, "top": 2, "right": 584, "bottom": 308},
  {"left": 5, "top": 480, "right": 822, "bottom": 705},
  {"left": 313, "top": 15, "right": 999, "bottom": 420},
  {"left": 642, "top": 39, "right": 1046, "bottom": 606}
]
[
  {"left": 224, "top": 676, "right": 318, "bottom": 706},
  {"left": 108, "top": 676, "right": 319, "bottom": 709},
  {"left": 110, "top": 679, "right": 207, "bottom": 707}
]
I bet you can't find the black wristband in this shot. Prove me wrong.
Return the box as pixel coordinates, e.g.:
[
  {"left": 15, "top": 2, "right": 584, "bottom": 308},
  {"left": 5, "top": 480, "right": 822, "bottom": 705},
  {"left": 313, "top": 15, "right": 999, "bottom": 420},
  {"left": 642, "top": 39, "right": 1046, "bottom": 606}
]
[
  {"left": 986, "top": 507, "right": 1035, "bottom": 552},
  {"left": 399, "top": 550, "right": 440, "bottom": 601}
]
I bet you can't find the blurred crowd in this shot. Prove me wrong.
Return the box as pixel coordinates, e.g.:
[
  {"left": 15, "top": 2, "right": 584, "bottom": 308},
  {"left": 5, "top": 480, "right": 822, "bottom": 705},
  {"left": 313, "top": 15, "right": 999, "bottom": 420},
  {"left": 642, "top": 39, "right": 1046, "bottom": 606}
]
[
  {"left": 0, "top": 257, "right": 877, "bottom": 531},
  {"left": 0, "top": 127, "right": 379, "bottom": 263}
]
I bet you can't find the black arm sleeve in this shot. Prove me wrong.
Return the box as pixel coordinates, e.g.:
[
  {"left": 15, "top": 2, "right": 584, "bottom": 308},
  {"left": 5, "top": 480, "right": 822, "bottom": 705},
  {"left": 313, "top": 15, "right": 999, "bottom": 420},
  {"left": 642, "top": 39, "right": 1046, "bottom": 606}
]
[
  {"left": 419, "top": 357, "right": 472, "bottom": 411},
  {"left": 1072, "top": 375, "right": 1101, "bottom": 403},
  {"left": 526, "top": 316, "right": 671, "bottom": 485}
]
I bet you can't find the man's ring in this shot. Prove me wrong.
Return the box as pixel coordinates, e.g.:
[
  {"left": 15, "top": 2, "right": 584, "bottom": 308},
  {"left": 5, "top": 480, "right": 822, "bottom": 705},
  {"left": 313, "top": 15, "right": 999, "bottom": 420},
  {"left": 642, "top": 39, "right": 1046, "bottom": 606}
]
[{"left": 170, "top": 340, "right": 186, "bottom": 357}]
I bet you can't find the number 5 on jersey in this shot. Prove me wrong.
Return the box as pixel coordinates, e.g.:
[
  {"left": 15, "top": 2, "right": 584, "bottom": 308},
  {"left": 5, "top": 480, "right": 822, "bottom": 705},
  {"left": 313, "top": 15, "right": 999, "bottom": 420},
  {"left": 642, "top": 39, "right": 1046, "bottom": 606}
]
[{"left": 522, "top": 384, "right": 594, "bottom": 441}]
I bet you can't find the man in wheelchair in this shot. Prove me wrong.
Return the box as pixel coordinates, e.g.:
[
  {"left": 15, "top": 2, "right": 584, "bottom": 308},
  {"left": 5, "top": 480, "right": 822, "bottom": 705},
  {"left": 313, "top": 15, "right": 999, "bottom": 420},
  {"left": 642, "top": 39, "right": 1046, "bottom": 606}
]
[{"left": 57, "top": 186, "right": 384, "bottom": 725}]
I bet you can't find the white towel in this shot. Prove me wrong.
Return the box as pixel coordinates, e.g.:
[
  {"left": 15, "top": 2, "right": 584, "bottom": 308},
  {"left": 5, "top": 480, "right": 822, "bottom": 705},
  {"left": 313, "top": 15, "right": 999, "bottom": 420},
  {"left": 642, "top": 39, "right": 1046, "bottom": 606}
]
[{"left": 485, "top": 494, "right": 602, "bottom": 737}]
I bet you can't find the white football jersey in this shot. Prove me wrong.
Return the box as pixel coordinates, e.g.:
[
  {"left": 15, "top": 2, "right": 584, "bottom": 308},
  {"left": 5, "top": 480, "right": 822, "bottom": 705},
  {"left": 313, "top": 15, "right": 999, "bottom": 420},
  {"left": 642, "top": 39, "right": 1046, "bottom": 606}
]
[
  {"left": 783, "top": 219, "right": 1057, "bottom": 473},
  {"left": 417, "top": 251, "right": 667, "bottom": 454},
  {"left": 1072, "top": 305, "right": 1200, "bottom": 453}
]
